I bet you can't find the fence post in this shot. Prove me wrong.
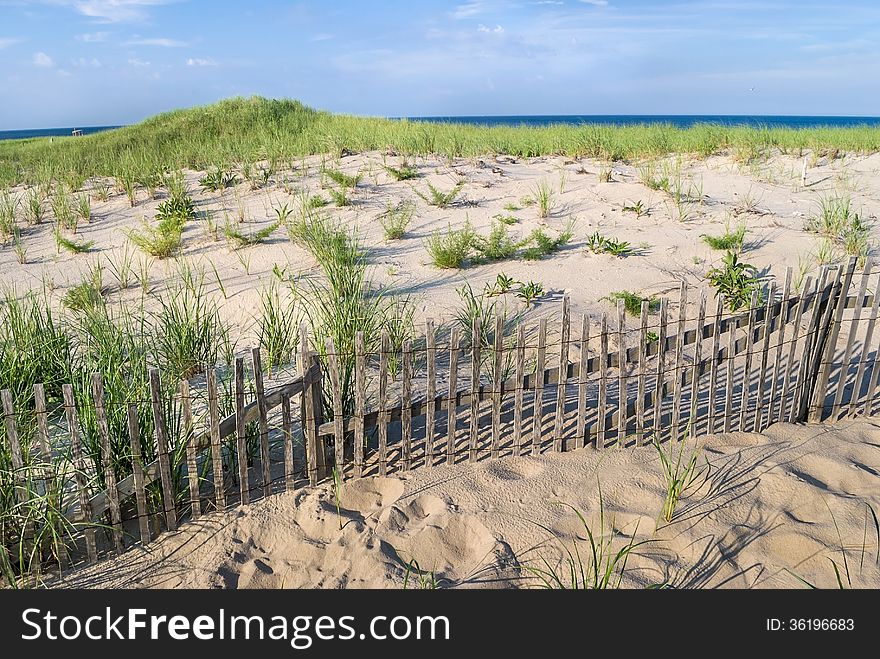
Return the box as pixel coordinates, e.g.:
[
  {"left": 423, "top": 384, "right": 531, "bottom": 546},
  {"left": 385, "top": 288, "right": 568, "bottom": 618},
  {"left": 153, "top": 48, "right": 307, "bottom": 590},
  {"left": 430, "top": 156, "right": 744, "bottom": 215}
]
[
  {"left": 576, "top": 315, "right": 590, "bottom": 449},
  {"left": 554, "top": 295, "right": 570, "bottom": 451},
  {"left": 127, "top": 404, "right": 151, "bottom": 545},
  {"left": 300, "top": 325, "right": 327, "bottom": 485},
  {"left": 780, "top": 277, "right": 813, "bottom": 424},
  {"left": 794, "top": 266, "right": 833, "bottom": 421},
  {"left": 62, "top": 384, "right": 97, "bottom": 563},
  {"left": 354, "top": 331, "right": 366, "bottom": 476},
  {"left": 91, "top": 373, "right": 124, "bottom": 554},
  {"left": 148, "top": 368, "right": 177, "bottom": 531},
  {"left": 831, "top": 257, "right": 872, "bottom": 419},
  {"left": 532, "top": 318, "right": 547, "bottom": 455},
  {"left": 325, "top": 338, "right": 345, "bottom": 479},
  {"left": 233, "top": 357, "right": 249, "bottom": 504},
  {"left": 469, "top": 316, "right": 481, "bottom": 463},
  {"left": 424, "top": 320, "right": 437, "bottom": 466},
  {"left": 809, "top": 259, "right": 855, "bottom": 421},
  {"left": 671, "top": 282, "right": 688, "bottom": 441},
  {"left": 251, "top": 348, "right": 272, "bottom": 497},
  {"left": 616, "top": 299, "right": 627, "bottom": 448},
  {"left": 206, "top": 368, "right": 226, "bottom": 510},
  {"left": 848, "top": 272, "right": 880, "bottom": 417}
]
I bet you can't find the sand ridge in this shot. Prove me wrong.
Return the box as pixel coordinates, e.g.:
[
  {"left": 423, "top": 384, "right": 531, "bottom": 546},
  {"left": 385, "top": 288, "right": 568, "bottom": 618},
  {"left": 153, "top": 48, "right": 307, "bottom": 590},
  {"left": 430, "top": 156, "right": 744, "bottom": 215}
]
[{"left": 58, "top": 418, "right": 880, "bottom": 589}]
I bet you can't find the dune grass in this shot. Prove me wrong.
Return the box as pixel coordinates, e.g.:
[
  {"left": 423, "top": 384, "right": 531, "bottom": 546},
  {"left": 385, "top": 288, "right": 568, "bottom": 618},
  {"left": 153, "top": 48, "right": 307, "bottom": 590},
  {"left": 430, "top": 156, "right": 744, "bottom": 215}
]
[{"left": 0, "top": 97, "right": 879, "bottom": 189}]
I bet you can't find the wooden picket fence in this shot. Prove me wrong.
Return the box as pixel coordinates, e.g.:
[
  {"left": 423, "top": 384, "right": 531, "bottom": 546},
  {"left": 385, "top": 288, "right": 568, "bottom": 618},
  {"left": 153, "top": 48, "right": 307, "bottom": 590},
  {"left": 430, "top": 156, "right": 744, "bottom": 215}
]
[{"left": 2, "top": 256, "right": 880, "bottom": 578}]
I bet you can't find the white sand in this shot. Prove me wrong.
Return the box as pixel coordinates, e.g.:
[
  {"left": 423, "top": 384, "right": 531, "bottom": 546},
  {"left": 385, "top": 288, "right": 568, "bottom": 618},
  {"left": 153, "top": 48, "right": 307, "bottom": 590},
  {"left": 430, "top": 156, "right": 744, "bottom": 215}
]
[
  {"left": 3, "top": 150, "right": 879, "bottom": 341},
  {"left": 58, "top": 418, "right": 880, "bottom": 589}
]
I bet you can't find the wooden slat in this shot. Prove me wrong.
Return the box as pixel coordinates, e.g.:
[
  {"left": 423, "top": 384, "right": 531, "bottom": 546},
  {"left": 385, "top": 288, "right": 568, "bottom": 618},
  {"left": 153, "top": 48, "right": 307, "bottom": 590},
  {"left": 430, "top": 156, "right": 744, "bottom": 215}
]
[
  {"left": 597, "top": 313, "right": 608, "bottom": 449},
  {"left": 149, "top": 368, "right": 177, "bottom": 530},
  {"left": 737, "top": 290, "right": 759, "bottom": 431},
  {"left": 865, "top": 312, "right": 880, "bottom": 416},
  {"left": 282, "top": 394, "right": 295, "bottom": 491},
  {"left": 554, "top": 295, "right": 570, "bottom": 451},
  {"left": 251, "top": 348, "right": 272, "bottom": 497},
  {"left": 180, "top": 379, "right": 200, "bottom": 519},
  {"left": 706, "top": 295, "right": 724, "bottom": 434},
  {"left": 326, "top": 338, "right": 346, "bottom": 479},
  {"left": 754, "top": 283, "right": 776, "bottom": 432},
  {"left": 127, "top": 404, "right": 151, "bottom": 545},
  {"left": 831, "top": 257, "right": 872, "bottom": 418},
  {"left": 446, "top": 327, "right": 460, "bottom": 465},
  {"left": 469, "top": 317, "right": 481, "bottom": 462},
  {"left": 768, "top": 269, "right": 792, "bottom": 427},
  {"left": 723, "top": 309, "right": 736, "bottom": 434},
  {"left": 792, "top": 268, "right": 832, "bottom": 422},
  {"left": 378, "top": 331, "right": 390, "bottom": 475},
  {"left": 688, "top": 292, "right": 707, "bottom": 439},
  {"left": 513, "top": 323, "right": 525, "bottom": 455},
  {"left": 300, "top": 325, "right": 319, "bottom": 486},
  {"left": 33, "top": 383, "right": 50, "bottom": 461},
  {"left": 671, "top": 281, "right": 688, "bottom": 441},
  {"left": 354, "top": 331, "right": 366, "bottom": 477},
  {"left": 576, "top": 315, "right": 590, "bottom": 449},
  {"left": 90, "top": 373, "right": 123, "bottom": 554},
  {"left": 233, "top": 357, "right": 249, "bottom": 504},
  {"left": 780, "top": 277, "right": 813, "bottom": 423},
  {"left": 492, "top": 313, "right": 504, "bottom": 459},
  {"left": 63, "top": 384, "right": 96, "bottom": 563},
  {"left": 616, "top": 299, "right": 627, "bottom": 447},
  {"left": 653, "top": 299, "right": 668, "bottom": 443},
  {"left": 401, "top": 339, "right": 413, "bottom": 471},
  {"left": 811, "top": 258, "right": 856, "bottom": 420},
  {"left": 207, "top": 367, "right": 226, "bottom": 510},
  {"left": 634, "top": 303, "right": 648, "bottom": 445},
  {"left": 532, "top": 318, "right": 547, "bottom": 455},
  {"left": 425, "top": 319, "right": 437, "bottom": 466},
  {"left": 848, "top": 272, "right": 880, "bottom": 417}
]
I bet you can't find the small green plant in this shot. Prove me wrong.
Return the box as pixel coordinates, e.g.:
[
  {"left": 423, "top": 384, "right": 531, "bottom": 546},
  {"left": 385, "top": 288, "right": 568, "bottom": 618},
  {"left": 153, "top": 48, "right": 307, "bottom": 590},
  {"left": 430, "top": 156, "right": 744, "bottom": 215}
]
[
  {"left": 424, "top": 222, "right": 476, "bottom": 268},
  {"left": 12, "top": 227, "right": 26, "bottom": 264},
  {"left": 24, "top": 188, "right": 44, "bottom": 225},
  {"left": 384, "top": 162, "right": 419, "bottom": 181},
  {"left": 51, "top": 187, "right": 76, "bottom": 232},
  {"left": 155, "top": 195, "right": 195, "bottom": 224},
  {"left": 164, "top": 170, "right": 188, "bottom": 202},
  {"left": 128, "top": 215, "right": 186, "bottom": 258},
  {"left": 474, "top": 222, "right": 520, "bottom": 261},
  {"left": 417, "top": 180, "right": 465, "bottom": 208},
  {"left": 493, "top": 213, "right": 518, "bottom": 226},
  {"left": 805, "top": 195, "right": 857, "bottom": 237},
  {"left": 328, "top": 186, "right": 351, "bottom": 207},
  {"left": 0, "top": 189, "right": 16, "bottom": 242},
  {"left": 118, "top": 171, "right": 138, "bottom": 206},
  {"left": 273, "top": 202, "right": 293, "bottom": 223},
  {"left": 622, "top": 200, "right": 648, "bottom": 218},
  {"left": 608, "top": 291, "right": 660, "bottom": 316},
  {"left": 74, "top": 193, "right": 91, "bottom": 223},
  {"left": 654, "top": 437, "right": 705, "bottom": 523},
  {"left": 702, "top": 221, "right": 747, "bottom": 251},
  {"left": 92, "top": 179, "right": 111, "bottom": 202},
  {"left": 62, "top": 265, "right": 105, "bottom": 312},
  {"left": 526, "top": 495, "right": 647, "bottom": 589},
  {"left": 324, "top": 168, "right": 362, "bottom": 189},
  {"left": 522, "top": 221, "right": 574, "bottom": 260},
  {"left": 379, "top": 200, "right": 414, "bottom": 240},
  {"left": 587, "top": 231, "right": 634, "bottom": 257},
  {"left": 503, "top": 202, "right": 520, "bottom": 212},
  {"left": 224, "top": 220, "right": 281, "bottom": 248},
  {"left": 517, "top": 281, "right": 545, "bottom": 307},
  {"left": 403, "top": 559, "right": 440, "bottom": 589},
  {"left": 532, "top": 179, "right": 555, "bottom": 219},
  {"left": 199, "top": 167, "right": 237, "bottom": 193},
  {"left": 54, "top": 225, "right": 94, "bottom": 254},
  {"left": 706, "top": 250, "right": 762, "bottom": 311},
  {"left": 646, "top": 330, "right": 659, "bottom": 344},
  {"left": 485, "top": 272, "right": 518, "bottom": 296}
]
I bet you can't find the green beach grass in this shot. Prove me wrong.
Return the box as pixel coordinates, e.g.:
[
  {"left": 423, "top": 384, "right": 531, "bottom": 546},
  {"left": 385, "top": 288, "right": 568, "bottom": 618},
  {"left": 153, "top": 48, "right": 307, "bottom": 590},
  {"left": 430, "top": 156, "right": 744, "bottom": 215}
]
[{"left": 2, "top": 97, "right": 880, "bottom": 189}]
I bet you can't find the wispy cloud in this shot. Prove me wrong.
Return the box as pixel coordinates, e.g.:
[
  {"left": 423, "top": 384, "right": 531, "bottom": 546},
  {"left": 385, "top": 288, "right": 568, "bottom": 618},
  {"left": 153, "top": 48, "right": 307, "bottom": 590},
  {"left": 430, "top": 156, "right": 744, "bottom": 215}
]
[
  {"left": 127, "top": 57, "right": 150, "bottom": 66},
  {"left": 32, "top": 51, "right": 54, "bottom": 67},
  {"left": 310, "top": 33, "right": 334, "bottom": 42},
  {"left": 75, "top": 31, "right": 111, "bottom": 42},
  {"left": 579, "top": 0, "right": 609, "bottom": 6},
  {"left": 478, "top": 24, "right": 504, "bottom": 34},
  {"left": 0, "top": 37, "right": 23, "bottom": 49},
  {"left": 69, "top": 0, "right": 178, "bottom": 24},
  {"left": 452, "top": 2, "right": 486, "bottom": 19},
  {"left": 71, "top": 57, "right": 102, "bottom": 67},
  {"left": 124, "top": 36, "right": 187, "bottom": 47},
  {"left": 186, "top": 57, "right": 217, "bottom": 66}
]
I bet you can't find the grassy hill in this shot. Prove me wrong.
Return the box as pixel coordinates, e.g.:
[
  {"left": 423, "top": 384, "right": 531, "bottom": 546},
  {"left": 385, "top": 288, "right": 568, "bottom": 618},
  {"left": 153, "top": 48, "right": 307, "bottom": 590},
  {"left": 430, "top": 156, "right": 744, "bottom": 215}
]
[{"left": 2, "top": 96, "right": 879, "bottom": 187}]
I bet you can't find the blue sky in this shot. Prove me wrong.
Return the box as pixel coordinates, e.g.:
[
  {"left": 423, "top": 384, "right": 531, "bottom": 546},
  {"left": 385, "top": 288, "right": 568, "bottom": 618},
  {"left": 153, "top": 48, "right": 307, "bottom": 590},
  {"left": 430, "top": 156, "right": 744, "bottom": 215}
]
[{"left": 0, "top": 0, "right": 878, "bottom": 129}]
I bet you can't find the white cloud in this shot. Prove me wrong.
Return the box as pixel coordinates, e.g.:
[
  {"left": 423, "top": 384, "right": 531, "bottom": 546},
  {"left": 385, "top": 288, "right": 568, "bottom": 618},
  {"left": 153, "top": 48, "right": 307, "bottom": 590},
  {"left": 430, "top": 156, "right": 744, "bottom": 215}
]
[
  {"left": 127, "top": 57, "right": 150, "bottom": 66},
  {"left": 186, "top": 57, "right": 217, "bottom": 66},
  {"left": 310, "top": 33, "right": 334, "bottom": 42},
  {"left": 0, "top": 37, "right": 23, "bottom": 49},
  {"left": 580, "top": 0, "right": 609, "bottom": 5},
  {"left": 124, "top": 37, "right": 186, "bottom": 47},
  {"left": 76, "top": 31, "right": 110, "bottom": 42},
  {"left": 71, "top": 57, "right": 102, "bottom": 67},
  {"left": 452, "top": 2, "right": 485, "bottom": 19},
  {"left": 69, "top": 1, "right": 177, "bottom": 24},
  {"left": 478, "top": 24, "right": 504, "bottom": 33},
  {"left": 33, "top": 51, "right": 54, "bottom": 67}
]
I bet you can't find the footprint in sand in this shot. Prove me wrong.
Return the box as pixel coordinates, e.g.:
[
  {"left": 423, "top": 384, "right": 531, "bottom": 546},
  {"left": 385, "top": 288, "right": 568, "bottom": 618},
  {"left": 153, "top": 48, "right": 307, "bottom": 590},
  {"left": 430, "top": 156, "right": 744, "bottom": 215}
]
[
  {"left": 340, "top": 477, "right": 406, "bottom": 514},
  {"left": 482, "top": 458, "right": 545, "bottom": 482}
]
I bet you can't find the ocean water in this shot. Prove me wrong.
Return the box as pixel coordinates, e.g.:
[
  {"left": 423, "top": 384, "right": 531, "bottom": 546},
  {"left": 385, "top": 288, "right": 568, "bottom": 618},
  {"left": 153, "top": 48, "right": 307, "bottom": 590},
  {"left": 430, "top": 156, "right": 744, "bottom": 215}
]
[
  {"left": 405, "top": 115, "right": 880, "bottom": 129},
  {"left": 0, "top": 125, "right": 121, "bottom": 141},
  {"left": 3, "top": 116, "right": 880, "bottom": 141}
]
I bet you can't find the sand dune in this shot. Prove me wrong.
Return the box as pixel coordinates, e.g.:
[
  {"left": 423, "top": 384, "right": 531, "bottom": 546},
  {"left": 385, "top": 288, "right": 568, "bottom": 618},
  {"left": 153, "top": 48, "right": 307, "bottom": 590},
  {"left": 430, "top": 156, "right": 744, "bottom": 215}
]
[{"left": 58, "top": 418, "right": 880, "bottom": 589}]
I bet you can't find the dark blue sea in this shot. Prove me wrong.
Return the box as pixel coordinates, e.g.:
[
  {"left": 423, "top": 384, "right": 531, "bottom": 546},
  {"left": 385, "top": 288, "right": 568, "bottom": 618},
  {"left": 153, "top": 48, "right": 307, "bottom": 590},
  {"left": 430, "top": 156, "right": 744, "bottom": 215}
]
[
  {"left": 3, "top": 116, "right": 880, "bottom": 141},
  {"left": 0, "top": 126, "right": 122, "bottom": 141},
  {"left": 405, "top": 115, "right": 880, "bottom": 129}
]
